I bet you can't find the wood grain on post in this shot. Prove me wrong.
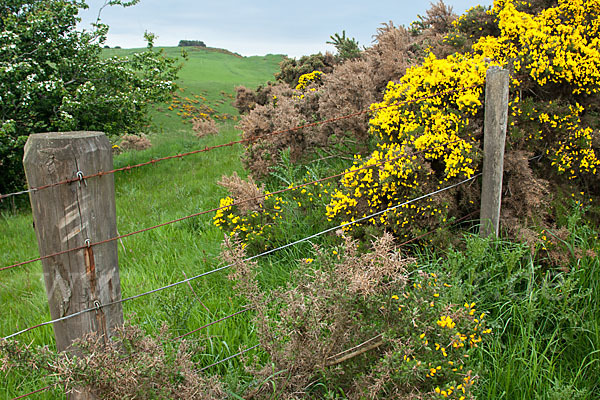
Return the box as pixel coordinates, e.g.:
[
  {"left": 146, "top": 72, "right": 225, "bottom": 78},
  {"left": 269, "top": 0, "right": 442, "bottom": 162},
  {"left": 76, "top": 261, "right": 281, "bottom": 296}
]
[
  {"left": 23, "top": 132, "right": 124, "bottom": 397},
  {"left": 480, "top": 67, "right": 510, "bottom": 238}
]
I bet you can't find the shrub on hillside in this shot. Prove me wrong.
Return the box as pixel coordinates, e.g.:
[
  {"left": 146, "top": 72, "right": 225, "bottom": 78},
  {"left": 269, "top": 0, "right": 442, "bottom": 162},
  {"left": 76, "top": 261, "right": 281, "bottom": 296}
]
[
  {"left": 275, "top": 52, "right": 337, "bottom": 87},
  {"left": 364, "top": 22, "right": 424, "bottom": 93},
  {"left": 213, "top": 160, "right": 334, "bottom": 253},
  {"left": 234, "top": 2, "right": 459, "bottom": 178},
  {"left": 233, "top": 85, "right": 258, "bottom": 114},
  {"left": 318, "top": 59, "right": 377, "bottom": 147},
  {"left": 119, "top": 134, "right": 152, "bottom": 151},
  {"left": 407, "top": 0, "right": 460, "bottom": 39},
  {"left": 226, "top": 0, "right": 600, "bottom": 248},
  {"left": 192, "top": 118, "right": 219, "bottom": 137},
  {"left": 233, "top": 82, "right": 292, "bottom": 114},
  {"left": 217, "top": 172, "right": 264, "bottom": 214},
  {"left": 237, "top": 81, "right": 322, "bottom": 177},
  {"left": 327, "top": 0, "right": 600, "bottom": 239}
]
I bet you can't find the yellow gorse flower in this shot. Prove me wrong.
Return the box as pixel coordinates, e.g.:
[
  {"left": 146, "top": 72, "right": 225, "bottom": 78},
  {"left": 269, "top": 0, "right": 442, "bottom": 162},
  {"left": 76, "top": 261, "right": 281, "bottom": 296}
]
[
  {"left": 295, "top": 70, "right": 324, "bottom": 90},
  {"left": 437, "top": 316, "right": 456, "bottom": 329}
]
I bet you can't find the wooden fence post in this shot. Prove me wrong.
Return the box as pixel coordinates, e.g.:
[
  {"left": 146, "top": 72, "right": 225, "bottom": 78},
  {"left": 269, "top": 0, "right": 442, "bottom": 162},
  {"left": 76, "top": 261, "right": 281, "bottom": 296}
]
[
  {"left": 480, "top": 66, "right": 510, "bottom": 238},
  {"left": 23, "top": 131, "right": 124, "bottom": 399}
]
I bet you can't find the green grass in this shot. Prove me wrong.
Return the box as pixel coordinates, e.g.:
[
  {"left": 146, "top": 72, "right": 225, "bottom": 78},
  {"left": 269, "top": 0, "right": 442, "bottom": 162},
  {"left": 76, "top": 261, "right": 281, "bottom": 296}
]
[
  {"left": 0, "top": 127, "right": 256, "bottom": 398},
  {"left": 415, "top": 208, "right": 600, "bottom": 399},
  {"left": 105, "top": 46, "right": 284, "bottom": 128},
  {"left": 0, "top": 48, "right": 283, "bottom": 399}
]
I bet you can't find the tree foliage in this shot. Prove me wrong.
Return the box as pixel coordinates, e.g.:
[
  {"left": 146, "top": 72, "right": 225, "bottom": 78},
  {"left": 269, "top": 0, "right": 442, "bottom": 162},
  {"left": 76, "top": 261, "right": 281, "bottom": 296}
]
[
  {"left": 274, "top": 52, "right": 336, "bottom": 86},
  {"left": 178, "top": 40, "right": 206, "bottom": 47},
  {"left": 327, "top": 30, "right": 361, "bottom": 60},
  {"left": 0, "top": 0, "right": 180, "bottom": 195}
]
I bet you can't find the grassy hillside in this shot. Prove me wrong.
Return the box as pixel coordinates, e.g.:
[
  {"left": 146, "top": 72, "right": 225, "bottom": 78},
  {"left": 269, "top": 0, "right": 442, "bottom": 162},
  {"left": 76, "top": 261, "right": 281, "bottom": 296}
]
[
  {"left": 105, "top": 46, "right": 284, "bottom": 130},
  {"left": 0, "top": 48, "right": 283, "bottom": 399}
]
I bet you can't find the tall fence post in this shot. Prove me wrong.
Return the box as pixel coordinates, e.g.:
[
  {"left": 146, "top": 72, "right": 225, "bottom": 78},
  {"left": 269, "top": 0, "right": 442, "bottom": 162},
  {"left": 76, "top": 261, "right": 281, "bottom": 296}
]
[
  {"left": 480, "top": 66, "right": 510, "bottom": 238},
  {"left": 23, "top": 131, "right": 124, "bottom": 399}
]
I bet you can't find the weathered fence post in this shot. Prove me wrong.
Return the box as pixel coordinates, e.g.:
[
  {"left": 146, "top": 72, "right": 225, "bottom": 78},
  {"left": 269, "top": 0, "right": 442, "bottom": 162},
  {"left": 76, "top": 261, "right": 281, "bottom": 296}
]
[
  {"left": 23, "top": 131, "right": 124, "bottom": 399},
  {"left": 480, "top": 66, "right": 510, "bottom": 238}
]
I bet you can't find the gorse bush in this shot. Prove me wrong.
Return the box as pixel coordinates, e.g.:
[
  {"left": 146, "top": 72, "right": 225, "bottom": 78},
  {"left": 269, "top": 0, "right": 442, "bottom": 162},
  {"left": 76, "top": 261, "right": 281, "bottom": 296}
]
[
  {"left": 222, "top": 233, "right": 491, "bottom": 399},
  {"left": 326, "top": 0, "right": 600, "bottom": 239},
  {"left": 274, "top": 52, "right": 336, "bottom": 87},
  {"left": 326, "top": 52, "right": 487, "bottom": 239},
  {"left": 294, "top": 70, "right": 323, "bottom": 91},
  {"left": 232, "top": 2, "right": 464, "bottom": 182},
  {"left": 214, "top": 154, "right": 336, "bottom": 253},
  {"left": 228, "top": 0, "right": 600, "bottom": 245},
  {"left": 0, "top": 324, "right": 225, "bottom": 399}
]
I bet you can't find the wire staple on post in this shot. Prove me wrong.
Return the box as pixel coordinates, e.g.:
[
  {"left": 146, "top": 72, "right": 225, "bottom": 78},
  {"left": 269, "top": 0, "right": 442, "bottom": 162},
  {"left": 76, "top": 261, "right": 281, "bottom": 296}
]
[{"left": 76, "top": 171, "right": 87, "bottom": 188}]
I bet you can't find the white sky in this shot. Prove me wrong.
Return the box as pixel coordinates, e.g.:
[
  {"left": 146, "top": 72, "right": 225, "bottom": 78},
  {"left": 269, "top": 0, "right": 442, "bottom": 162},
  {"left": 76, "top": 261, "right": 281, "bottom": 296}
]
[{"left": 78, "top": 0, "right": 493, "bottom": 58}]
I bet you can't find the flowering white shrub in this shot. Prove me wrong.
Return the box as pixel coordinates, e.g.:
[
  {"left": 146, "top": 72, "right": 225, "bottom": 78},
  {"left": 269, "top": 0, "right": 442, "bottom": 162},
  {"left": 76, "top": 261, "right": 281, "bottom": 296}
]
[{"left": 0, "top": 0, "right": 180, "bottom": 194}]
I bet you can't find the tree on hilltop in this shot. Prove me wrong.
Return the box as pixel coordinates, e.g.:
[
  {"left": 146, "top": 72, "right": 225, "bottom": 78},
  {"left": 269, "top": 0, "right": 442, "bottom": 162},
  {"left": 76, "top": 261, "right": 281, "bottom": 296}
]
[{"left": 178, "top": 40, "right": 206, "bottom": 47}]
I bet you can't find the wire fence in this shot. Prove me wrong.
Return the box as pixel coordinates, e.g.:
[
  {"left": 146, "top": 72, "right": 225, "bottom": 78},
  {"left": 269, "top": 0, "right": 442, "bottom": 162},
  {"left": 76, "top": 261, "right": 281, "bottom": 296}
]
[
  {"left": 177, "top": 207, "right": 482, "bottom": 374},
  {"left": 6, "top": 208, "right": 483, "bottom": 400},
  {"left": 2, "top": 83, "right": 487, "bottom": 399},
  {"left": 2, "top": 173, "right": 479, "bottom": 341}
]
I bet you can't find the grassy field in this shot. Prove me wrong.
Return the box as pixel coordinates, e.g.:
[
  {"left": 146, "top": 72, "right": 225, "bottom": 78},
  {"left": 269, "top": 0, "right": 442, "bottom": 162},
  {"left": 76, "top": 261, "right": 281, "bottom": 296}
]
[{"left": 0, "top": 48, "right": 284, "bottom": 399}]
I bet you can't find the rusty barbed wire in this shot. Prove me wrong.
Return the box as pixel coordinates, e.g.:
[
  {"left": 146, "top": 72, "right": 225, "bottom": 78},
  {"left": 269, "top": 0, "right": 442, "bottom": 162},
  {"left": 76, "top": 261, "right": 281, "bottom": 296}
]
[
  {"left": 2, "top": 206, "right": 480, "bottom": 400},
  {"left": 0, "top": 136, "right": 471, "bottom": 273},
  {"left": 9, "top": 383, "right": 58, "bottom": 400}
]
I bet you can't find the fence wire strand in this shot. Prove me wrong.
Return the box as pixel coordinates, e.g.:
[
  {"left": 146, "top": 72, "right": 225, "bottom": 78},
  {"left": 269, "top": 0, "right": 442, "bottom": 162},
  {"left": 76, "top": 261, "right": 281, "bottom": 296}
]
[
  {"left": 10, "top": 383, "right": 57, "bottom": 400},
  {"left": 3, "top": 209, "right": 481, "bottom": 397},
  {"left": 0, "top": 85, "right": 479, "bottom": 201},
  {"left": 174, "top": 308, "right": 252, "bottom": 340},
  {"left": 199, "top": 343, "right": 261, "bottom": 372},
  {"left": 198, "top": 208, "right": 481, "bottom": 374},
  {"left": 2, "top": 84, "right": 487, "bottom": 397}
]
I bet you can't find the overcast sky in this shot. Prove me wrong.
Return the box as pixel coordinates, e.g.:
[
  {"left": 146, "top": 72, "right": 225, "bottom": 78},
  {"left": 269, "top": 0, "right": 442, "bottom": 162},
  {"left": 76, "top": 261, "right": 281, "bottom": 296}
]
[{"left": 78, "top": 0, "right": 493, "bottom": 58}]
